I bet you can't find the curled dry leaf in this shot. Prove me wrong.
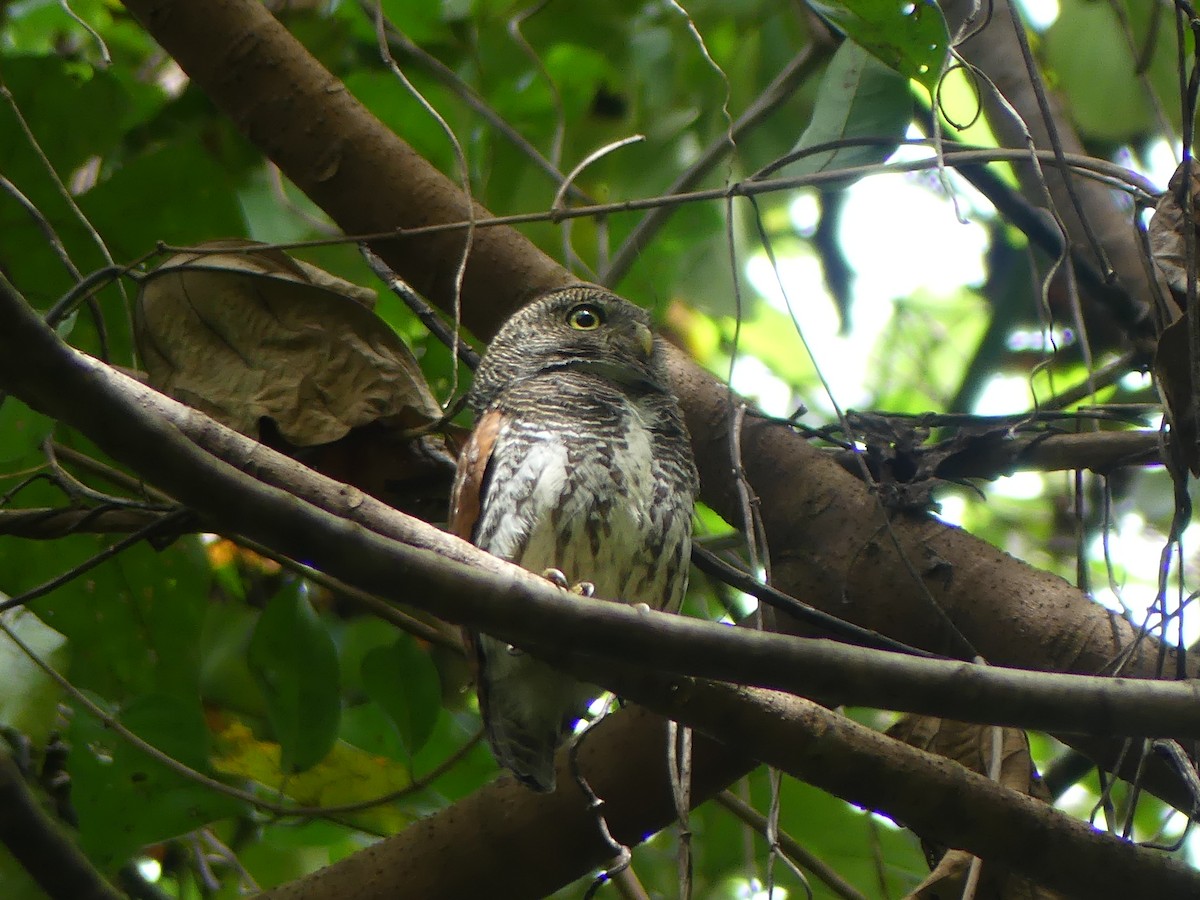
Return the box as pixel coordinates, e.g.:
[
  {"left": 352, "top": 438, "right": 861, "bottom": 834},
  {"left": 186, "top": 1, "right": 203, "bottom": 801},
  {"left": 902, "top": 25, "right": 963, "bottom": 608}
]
[
  {"left": 1149, "top": 163, "right": 1200, "bottom": 299},
  {"left": 888, "top": 716, "right": 1063, "bottom": 900},
  {"left": 135, "top": 240, "right": 457, "bottom": 518},
  {"left": 136, "top": 239, "right": 440, "bottom": 444},
  {"left": 1148, "top": 164, "right": 1199, "bottom": 473},
  {"left": 1153, "top": 315, "right": 1200, "bottom": 475}
]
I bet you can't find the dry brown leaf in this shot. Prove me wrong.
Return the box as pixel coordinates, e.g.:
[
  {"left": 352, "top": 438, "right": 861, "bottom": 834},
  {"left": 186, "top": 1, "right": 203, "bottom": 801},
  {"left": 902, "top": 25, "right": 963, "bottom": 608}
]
[
  {"left": 136, "top": 239, "right": 442, "bottom": 447},
  {"left": 913, "top": 849, "right": 1063, "bottom": 900},
  {"left": 888, "top": 716, "right": 1063, "bottom": 900},
  {"left": 1149, "top": 163, "right": 1200, "bottom": 298},
  {"left": 1153, "top": 315, "right": 1200, "bottom": 475}
]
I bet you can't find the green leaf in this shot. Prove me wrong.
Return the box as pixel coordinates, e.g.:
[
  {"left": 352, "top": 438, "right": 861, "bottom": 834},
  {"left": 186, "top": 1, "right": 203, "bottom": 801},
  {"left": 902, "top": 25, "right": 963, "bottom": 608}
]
[
  {"left": 0, "top": 609, "right": 69, "bottom": 746},
  {"left": 360, "top": 635, "right": 441, "bottom": 759},
  {"left": 30, "top": 539, "right": 208, "bottom": 703},
  {"left": 199, "top": 602, "right": 265, "bottom": 717},
  {"left": 248, "top": 584, "right": 341, "bottom": 773},
  {"left": 1043, "top": 0, "right": 1154, "bottom": 141},
  {"left": 70, "top": 693, "right": 242, "bottom": 872},
  {"left": 780, "top": 39, "right": 913, "bottom": 179},
  {"left": 0, "top": 398, "right": 54, "bottom": 463},
  {"left": 807, "top": 0, "right": 949, "bottom": 91},
  {"left": 0, "top": 846, "right": 56, "bottom": 900}
]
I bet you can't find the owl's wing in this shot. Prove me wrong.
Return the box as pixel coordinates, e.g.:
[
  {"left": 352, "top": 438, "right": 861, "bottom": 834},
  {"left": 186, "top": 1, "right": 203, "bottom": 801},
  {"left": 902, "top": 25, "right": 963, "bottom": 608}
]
[
  {"left": 449, "top": 407, "right": 503, "bottom": 728},
  {"left": 449, "top": 408, "right": 504, "bottom": 541},
  {"left": 449, "top": 407, "right": 566, "bottom": 792}
]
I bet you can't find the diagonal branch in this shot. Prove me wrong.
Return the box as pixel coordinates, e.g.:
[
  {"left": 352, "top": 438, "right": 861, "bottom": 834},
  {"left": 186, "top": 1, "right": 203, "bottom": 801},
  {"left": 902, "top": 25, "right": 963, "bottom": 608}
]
[
  {"left": 3, "top": 273, "right": 1200, "bottom": 741},
  {"left": 107, "top": 0, "right": 1200, "bottom": 820},
  {"left": 258, "top": 668, "right": 1200, "bottom": 900}
]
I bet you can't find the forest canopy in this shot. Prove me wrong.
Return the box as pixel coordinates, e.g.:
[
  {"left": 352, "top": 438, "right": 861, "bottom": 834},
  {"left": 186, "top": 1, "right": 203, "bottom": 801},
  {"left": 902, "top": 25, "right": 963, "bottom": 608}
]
[{"left": 1, "top": 1, "right": 1198, "bottom": 898}]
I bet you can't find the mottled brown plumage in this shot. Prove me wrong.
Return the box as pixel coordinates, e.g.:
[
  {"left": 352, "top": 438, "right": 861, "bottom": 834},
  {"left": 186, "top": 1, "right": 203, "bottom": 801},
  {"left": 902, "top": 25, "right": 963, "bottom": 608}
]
[{"left": 450, "top": 285, "right": 697, "bottom": 791}]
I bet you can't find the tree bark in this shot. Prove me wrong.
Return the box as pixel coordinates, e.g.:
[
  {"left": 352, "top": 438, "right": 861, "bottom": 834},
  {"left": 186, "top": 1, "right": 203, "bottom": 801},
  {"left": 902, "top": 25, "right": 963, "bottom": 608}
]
[
  {"left": 93, "top": 0, "right": 1199, "bottom": 890},
  {"left": 941, "top": 0, "right": 1165, "bottom": 343},
  {"left": 116, "top": 0, "right": 1186, "bottom": 676}
]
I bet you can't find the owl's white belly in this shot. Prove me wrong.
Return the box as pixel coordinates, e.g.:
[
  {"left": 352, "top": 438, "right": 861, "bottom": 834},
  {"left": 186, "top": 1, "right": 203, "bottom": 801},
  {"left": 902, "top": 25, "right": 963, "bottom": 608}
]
[{"left": 478, "top": 415, "right": 685, "bottom": 611}]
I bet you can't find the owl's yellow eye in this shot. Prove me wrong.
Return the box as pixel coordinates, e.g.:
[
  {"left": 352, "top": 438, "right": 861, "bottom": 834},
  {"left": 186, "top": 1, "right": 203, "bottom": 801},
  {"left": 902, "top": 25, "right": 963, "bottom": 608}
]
[{"left": 567, "top": 304, "right": 604, "bottom": 330}]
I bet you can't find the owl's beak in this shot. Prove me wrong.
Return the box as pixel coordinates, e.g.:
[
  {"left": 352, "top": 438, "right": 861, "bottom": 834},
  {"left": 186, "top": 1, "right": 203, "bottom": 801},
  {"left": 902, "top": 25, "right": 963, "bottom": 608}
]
[{"left": 635, "top": 323, "right": 654, "bottom": 359}]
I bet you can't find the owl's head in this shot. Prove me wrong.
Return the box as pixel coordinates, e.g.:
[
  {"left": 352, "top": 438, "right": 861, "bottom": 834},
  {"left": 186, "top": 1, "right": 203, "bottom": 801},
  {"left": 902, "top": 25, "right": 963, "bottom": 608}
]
[{"left": 469, "top": 286, "right": 669, "bottom": 411}]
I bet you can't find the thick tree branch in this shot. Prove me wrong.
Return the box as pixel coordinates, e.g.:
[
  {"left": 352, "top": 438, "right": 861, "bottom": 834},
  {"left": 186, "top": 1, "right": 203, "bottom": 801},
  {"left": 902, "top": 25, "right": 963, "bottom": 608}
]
[
  {"left": 260, "top": 668, "right": 1200, "bottom": 900},
  {"left": 2, "top": 278, "right": 1199, "bottom": 742},
  {"left": 942, "top": 0, "right": 1164, "bottom": 343},
  {"left": 260, "top": 707, "right": 750, "bottom": 900},
  {"left": 597, "top": 671, "right": 1200, "bottom": 900},
  {"left": 115, "top": 0, "right": 1184, "bottom": 684}
]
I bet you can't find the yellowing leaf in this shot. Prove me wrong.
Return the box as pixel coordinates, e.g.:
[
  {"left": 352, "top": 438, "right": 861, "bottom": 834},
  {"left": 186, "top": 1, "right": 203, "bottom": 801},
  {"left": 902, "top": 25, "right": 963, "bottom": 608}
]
[
  {"left": 211, "top": 718, "right": 413, "bottom": 834},
  {"left": 889, "top": 716, "right": 1059, "bottom": 899}
]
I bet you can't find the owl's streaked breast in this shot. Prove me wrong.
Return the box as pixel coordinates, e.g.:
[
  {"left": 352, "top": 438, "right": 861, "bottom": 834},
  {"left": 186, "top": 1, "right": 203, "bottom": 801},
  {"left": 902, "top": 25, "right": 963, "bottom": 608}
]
[{"left": 473, "top": 389, "right": 691, "bottom": 612}]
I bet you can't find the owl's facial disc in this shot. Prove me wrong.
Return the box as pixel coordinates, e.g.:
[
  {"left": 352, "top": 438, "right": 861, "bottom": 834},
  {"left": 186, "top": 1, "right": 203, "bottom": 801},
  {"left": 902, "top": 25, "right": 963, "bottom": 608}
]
[{"left": 470, "top": 287, "right": 669, "bottom": 410}]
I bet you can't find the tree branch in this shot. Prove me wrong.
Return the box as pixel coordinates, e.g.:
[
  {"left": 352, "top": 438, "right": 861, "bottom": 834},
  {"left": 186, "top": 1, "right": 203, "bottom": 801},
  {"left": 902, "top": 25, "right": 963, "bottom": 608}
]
[
  {"left": 260, "top": 668, "right": 1200, "bottom": 899},
  {"left": 2, "top": 277, "right": 1199, "bottom": 743},
  {"left": 596, "top": 671, "right": 1200, "bottom": 900},
  {"left": 942, "top": 0, "right": 1164, "bottom": 344},
  {"left": 0, "top": 752, "right": 122, "bottom": 900}
]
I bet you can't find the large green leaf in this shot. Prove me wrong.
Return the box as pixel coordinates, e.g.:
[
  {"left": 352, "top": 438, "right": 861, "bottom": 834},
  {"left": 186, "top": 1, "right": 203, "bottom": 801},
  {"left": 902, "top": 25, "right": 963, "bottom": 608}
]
[
  {"left": 1043, "top": 0, "right": 1154, "bottom": 141},
  {"left": 0, "top": 609, "right": 69, "bottom": 746},
  {"left": 779, "top": 39, "right": 913, "bottom": 179},
  {"left": 807, "top": 0, "right": 949, "bottom": 91},
  {"left": 0, "top": 398, "right": 54, "bottom": 463},
  {"left": 70, "top": 693, "right": 242, "bottom": 872},
  {"left": 30, "top": 539, "right": 209, "bottom": 703},
  {"left": 360, "top": 634, "right": 442, "bottom": 759},
  {"left": 248, "top": 584, "right": 342, "bottom": 773}
]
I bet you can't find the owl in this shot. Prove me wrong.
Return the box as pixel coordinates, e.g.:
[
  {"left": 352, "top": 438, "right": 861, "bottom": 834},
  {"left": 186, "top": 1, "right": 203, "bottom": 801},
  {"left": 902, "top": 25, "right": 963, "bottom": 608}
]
[{"left": 450, "top": 285, "right": 698, "bottom": 792}]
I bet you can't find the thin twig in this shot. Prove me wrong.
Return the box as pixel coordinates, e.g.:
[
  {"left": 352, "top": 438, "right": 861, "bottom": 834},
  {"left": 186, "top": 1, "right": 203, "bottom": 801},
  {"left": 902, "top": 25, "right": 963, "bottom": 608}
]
[
  {"left": 715, "top": 790, "right": 867, "bottom": 900},
  {"left": 370, "top": 0, "right": 476, "bottom": 401},
  {"left": 0, "top": 76, "right": 129, "bottom": 357},
  {"left": 236, "top": 535, "right": 464, "bottom": 654},
  {"left": 0, "top": 508, "right": 192, "bottom": 613},
  {"left": 691, "top": 546, "right": 941, "bottom": 658},
  {"left": 603, "top": 43, "right": 825, "bottom": 286},
  {"left": 152, "top": 146, "right": 1161, "bottom": 262},
  {"left": 359, "top": 245, "right": 481, "bottom": 370},
  {"left": 366, "top": 5, "right": 592, "bottom": 205}
]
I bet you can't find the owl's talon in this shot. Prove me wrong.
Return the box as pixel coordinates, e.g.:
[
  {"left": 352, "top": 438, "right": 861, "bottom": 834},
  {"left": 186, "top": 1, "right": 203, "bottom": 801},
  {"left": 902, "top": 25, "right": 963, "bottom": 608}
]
[
  {"left": 633, "top": 602, "right": 651, "bottom": 613},
  {"left": 571, "top": 581, "right": 595, "bottom": 597},
  {"left": 541, "top": 568, "right": 570, "bottom": 590}
]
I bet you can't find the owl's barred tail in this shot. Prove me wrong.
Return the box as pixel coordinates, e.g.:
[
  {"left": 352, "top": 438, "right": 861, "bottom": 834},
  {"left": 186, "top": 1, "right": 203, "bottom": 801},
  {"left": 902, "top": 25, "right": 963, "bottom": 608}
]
[
  {"left": 477, "top": 635, "right": 595, "bottom": 793},
  {"left": 486, "top": 715, "right": 559, "bottom": 793}
]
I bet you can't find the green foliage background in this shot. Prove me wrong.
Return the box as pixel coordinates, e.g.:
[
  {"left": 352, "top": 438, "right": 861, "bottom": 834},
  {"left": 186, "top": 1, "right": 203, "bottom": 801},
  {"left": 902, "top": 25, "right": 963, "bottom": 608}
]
[{"left": 0, "top": 0, "right": 1190, "bottom": 897}]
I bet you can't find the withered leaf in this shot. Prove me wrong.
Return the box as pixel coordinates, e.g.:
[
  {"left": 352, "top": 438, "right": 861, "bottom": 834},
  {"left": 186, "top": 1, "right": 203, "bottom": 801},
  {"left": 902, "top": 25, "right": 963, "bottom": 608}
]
[
  {"left": 888, "top": 716, "right": 1062, "bottom": 900},
  {"left": 1149, "top": 163, "right": 1200, "bottom": 298},
  {"left": 1154, "top": 314, "right": 1200, "bottom": 475},
  {"left": 136, "top": 240, "right": 443, "bottom": 447}
]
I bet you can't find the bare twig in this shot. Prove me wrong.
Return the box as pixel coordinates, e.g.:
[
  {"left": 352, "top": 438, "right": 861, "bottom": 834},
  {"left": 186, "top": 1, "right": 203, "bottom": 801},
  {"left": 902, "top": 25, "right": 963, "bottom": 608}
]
[
  {"left": 0, "top": 508, "right": 192, "bottom": 613},
  {"left": 715, "top": 790, "right": 867, "bottom": 900},
  {"left": 603, "top": 43, "right": 826, "bottom": 286}
]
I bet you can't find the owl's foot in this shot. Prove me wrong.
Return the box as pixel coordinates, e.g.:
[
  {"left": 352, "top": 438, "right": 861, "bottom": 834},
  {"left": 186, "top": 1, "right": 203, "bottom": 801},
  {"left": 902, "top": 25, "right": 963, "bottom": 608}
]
[
  {"left": 541, "top": 568, "right": 570, "bottom": 589},
  {"left": 541, "top": 568, "right": 595, "bottom": 598}
]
